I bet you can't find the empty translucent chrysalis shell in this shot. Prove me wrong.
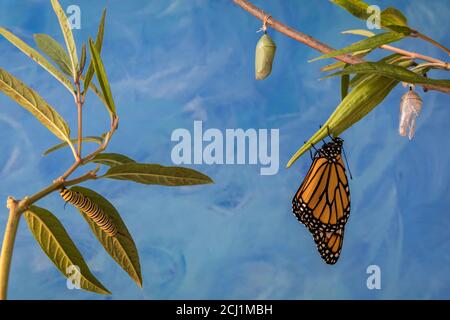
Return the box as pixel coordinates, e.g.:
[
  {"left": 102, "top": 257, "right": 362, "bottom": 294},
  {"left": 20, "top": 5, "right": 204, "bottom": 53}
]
[
  {"left": 399, "top": 87, "right": 423, "bottom": 140},
  {"left": 255, "top": 33, "right": 276, "bottom": 80}
]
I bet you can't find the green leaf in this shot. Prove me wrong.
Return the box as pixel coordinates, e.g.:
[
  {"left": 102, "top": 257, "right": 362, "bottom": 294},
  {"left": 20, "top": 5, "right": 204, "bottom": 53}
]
[
  {"left": 84, "top": 9, "right": 106, "bottom": 97},
  {"left": 411, "top": 63, "right": 432, "bottom": 76},
  {"left": 342, "top": 29, "right": 375, "bottom": 37},
  {"left": 348, "top": 53, "right": 404, "bottom": 88},
  {"left": 341, "top": 73, "right": 350, "bottom": 100},
  {"left": 89, "top": 38, "right": 116, "bottom": 118},
  {"left": 310, "top": 31, "right": 407, "bottom": 62},
  {"left": 287, "top": 77, "right": 398, "bottom": 167},
  {"left": 88, "top": 153, "right": 136, "bottom": 167},
  {"left": 331, "top": 0, "right": 369, "bottom": 20},
  {"left": 79, "top": 10, "right": 109, "bottom": 111},
  {"left": 0, "top": 68, "right": 72, "bottom": 143},
  {"left": 331, "top": 0, "right": 411, "bottom": 32},
  {"left": 101, "top": 163, "right": 214, "bottom": 186},
  {"left": 33, "top": 34, "right": 72, "bottom": 76},
  {"left": 51, "top": 0, "right": 78, "bottom": 80},
  {"left": 319, "top": 29, "right": 374, "bottom": 73},
  {"left": 0, "top": 27, "right": 73, "bottom": 93},
  {"left": 321, "top": 61, "right": 346, "bottom": 73},
  {"left": 80, "top": 43, "right": 87, "bottom": 73},
  {"left": 43, "top": 136, "right": 103, "bottom": 156},
  {"left": 325, "top": 62, "right": 450, "bottom": 88},
  {"left": 320, "top": 49, "right": 371, "bottom": 72},
  {"left": 24, "top": 206, "right": 110, "bottom": 294},
  {"left": 287, "top": 58, "right": 415, "bottom": 167},
  {"left": 385, "top": 25, "right": 414, "bottom": 35},
  {"left": 69, "top": 187, "right": 142, "bottom": 288},
  {"left": 381, "top": 7, "right": 408, "bottom": 28}
]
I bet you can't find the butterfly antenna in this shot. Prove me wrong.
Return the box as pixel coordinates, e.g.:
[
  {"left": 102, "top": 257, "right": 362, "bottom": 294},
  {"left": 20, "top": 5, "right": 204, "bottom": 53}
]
[{"left": 342, "top": 146, "right": 353, "bottom": 180}]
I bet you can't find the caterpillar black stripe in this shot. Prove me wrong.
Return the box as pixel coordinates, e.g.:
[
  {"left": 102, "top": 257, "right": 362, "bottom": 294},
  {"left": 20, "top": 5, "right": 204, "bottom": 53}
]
[{"left": 60, "top": 188, "right": 118, "bottom": 237}]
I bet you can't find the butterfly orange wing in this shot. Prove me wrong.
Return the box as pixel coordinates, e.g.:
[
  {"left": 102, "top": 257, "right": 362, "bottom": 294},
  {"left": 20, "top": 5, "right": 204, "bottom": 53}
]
[
  {"left": 312, "top": 227, "right": 345, "bottom": 264},
  {"left": 292, "top": 155, "right": 350, "bottom": 232}
]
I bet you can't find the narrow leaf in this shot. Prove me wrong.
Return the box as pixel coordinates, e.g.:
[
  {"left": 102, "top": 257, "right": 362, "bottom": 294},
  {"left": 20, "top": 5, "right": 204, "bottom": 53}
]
[
  {"left": 24, "top": 206, "right": 110, "bottom": 294},
  {"left": 43, "top": 136, "right": 103, "bottom": 156},
  {"left": 320, "top": 49, "right": 371, "bottom": 72},
  {"left": 411, "top": 63, "right": 432, "bottom": 76},
  {"left": 88, "top": 153, "right": 136, "bottom": 167},
  {"left": 287, "top": 58, "right": 414, "bottom": 167},
  {"left": 341, "top": 73, "right": 350, "bottom": 100},
  {"left": 320, "top": 29, "right": 374, "bottom": 72},
  {"left": 331, "top": 0, "right": 369, "bottom": 20},
  {"left": 385, "top": 25, "right": 414, "bottom": 35},
  {"left": 89, "top": 38, "right": 116, "bottom": 118},
  {"left": 33, "top": 34, "right": 72, "bottom": 76},
  {"left": 69, "top": 187, "right": 142, "bottom": 288},
  {"left": 349, "top": 53, "right": 403, "bottom": 88},
  {"left": 287, "top": 76, "right": 398, "bottom": 167},
  {"left": 102, "top": 163, "right": 214, "bottom": 186},
  {"left": 80, "top": 43, "right": 87, "bottom": 73},
  {"left": 0, "top": 68, "right": 71, "bottom": 142},
  {"left": 310, "top": 31, "right": 407, "bottom": 62},
  {"left": 0, "top": 27, "right": 73, "bottom": 93},
  {"left": 84, "top": 9, "right": 106, "bottom": 96},
  {"left": 342, "top": 29, "right": 375, "bottom": 37},
  {"left": 325, "top": 62, "right": 450, "bottom": 88},
  {"left": 381, "top": 7, "right": 408, "bottom": 28},
  {"left": 331, "top": 0, "right": 411, "bottom": 32},
  {"left": 51, "top": 0, "right": 78, "bottom": 80}
]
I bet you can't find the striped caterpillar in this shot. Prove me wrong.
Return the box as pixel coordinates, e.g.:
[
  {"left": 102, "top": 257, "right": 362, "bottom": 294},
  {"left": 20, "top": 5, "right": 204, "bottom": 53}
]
[{"left": 60, "top": 188, "right": 118, "bottom": 237}]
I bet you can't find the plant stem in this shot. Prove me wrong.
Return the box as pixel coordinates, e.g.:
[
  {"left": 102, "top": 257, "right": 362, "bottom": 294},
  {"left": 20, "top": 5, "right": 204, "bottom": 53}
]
[
  {"left": 0, "top": 29, "right": 118, "bottom": 299},
  {"left": 59, "top": 159, "right": 82, "bottom": 181},
  {"left": 75, "top": 81, "right": 83, "bottom": 158},
  {"left": 233, "top": 0, "right": 450, "bottom": 94},
  {"left": 82, "top": 116, "right": 119, "bottom": 164},
  {"left": 381, "top": 44, "right": 449, "bottom": 70},
  {"left": 232, "top": 0, "right": 363, "bottom": 65},
  {"left": 0, "top": 198, "right": 20, "bottom": 300},
  {"left": 415, "top": 31, "right": 450, "bottom": 56},
  {"left": 56, "top": 115, "right": 118, "bottom": 183},
  {"left": 19, "top": 170, "right": 97, "bottom": 213},
  {"left": 77, "top": 103, "right": 82, "bottom": 156},
  {"left": 0, "top": 169, "right": 96, "bottom": 300}
]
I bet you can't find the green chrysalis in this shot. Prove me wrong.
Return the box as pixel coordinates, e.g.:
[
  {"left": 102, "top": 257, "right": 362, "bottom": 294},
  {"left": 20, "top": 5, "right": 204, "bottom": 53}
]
[{"left": 255, "top": 33, "right": 276, "bottom": 80}]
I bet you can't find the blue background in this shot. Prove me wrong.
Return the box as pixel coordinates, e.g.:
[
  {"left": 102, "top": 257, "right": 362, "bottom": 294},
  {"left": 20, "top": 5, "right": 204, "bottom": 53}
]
[{"left": 0, "top": 0, "right": 449, "bottom": 299}]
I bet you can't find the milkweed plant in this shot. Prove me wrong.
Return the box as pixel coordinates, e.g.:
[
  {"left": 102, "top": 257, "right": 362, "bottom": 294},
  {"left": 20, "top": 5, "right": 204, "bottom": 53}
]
[
  {"left": 277, "top": 0, "right": 450, "bottom": 167},
  {"left": 0, "top": 0, "right": 213, "bottom": 299},
  {"left": 233, "top": 0, "right": 450, "bottom": 166},
  {"left": 1, "top": 0, "right": 450, "bottom": 300}
]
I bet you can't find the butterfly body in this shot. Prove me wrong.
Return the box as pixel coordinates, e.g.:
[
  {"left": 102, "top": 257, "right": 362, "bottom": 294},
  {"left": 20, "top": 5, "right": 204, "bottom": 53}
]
[{"left": 292, "top": 136, "right": 351, "bottom": 264}]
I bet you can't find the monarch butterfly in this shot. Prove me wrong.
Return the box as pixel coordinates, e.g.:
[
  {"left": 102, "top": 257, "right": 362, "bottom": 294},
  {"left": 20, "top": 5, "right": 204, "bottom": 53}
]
[
  {"left": 60, "top": 188, "right": 118, "bottom": 237},
  {"left": 292, "top": 135, "right": 351, "bottom": 264}
]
